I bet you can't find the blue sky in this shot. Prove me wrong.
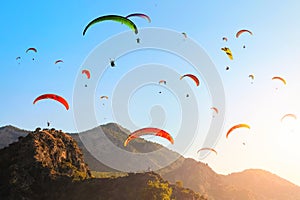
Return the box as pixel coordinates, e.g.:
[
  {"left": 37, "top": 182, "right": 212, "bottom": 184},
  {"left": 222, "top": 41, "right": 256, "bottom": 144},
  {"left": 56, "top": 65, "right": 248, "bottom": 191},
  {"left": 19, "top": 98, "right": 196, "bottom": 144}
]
[{"left": 2, "top": 0, "right": 300, "bottom": 185}]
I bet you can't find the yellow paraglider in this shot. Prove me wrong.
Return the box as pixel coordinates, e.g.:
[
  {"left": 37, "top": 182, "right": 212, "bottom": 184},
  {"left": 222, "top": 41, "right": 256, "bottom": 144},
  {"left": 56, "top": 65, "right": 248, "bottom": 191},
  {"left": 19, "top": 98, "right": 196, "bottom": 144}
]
[{"left": 221, "top": 47, "right": 233, "bottom": 60}]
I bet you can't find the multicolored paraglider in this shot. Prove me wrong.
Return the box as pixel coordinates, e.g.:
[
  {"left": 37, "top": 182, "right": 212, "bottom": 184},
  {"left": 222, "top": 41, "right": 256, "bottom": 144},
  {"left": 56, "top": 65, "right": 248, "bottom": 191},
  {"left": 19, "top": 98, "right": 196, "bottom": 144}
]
[
  {"left": 197, "top": 148, "right": 217, "bottom": 155},
  {"left": 159, "top": 80, "right": 167, "bottom": 85},
  {"left": 33, "top": 94, "right": 69, "bottom": 110},
  {"left": 180, "top": 74, "right": 200, "bottom": 86},
  {"left": 100, "top": 96, "right": 109, "bottom": 100},
  {"left": 83, "top": 15, "right": 138, "bottom": 36},
  {"left": 226, "top": 124, "right": 250, "bottom": 139},
  {"left": 125, "top": 13, "right": 151, "bottom": 23},
  {"left": 124, "top": 128, "right": 174, "bottom": 147},
  {"left": 281, "top": 114, "right": 297, "bottom": 122},
  {"left": 26, "top": 47, "right": 37, "bottom": 53},
  {"left": 221, "top": 47, "right": 233, "bottom": 60},
  {"left": 236, "top": 29, "right": 253, "bottom": 38},
  {"left": 82, "top": 69, "right": 91, "bottom": 79},
  {"left": 222, "top": 37, "right": 228, "bottom": 42}
]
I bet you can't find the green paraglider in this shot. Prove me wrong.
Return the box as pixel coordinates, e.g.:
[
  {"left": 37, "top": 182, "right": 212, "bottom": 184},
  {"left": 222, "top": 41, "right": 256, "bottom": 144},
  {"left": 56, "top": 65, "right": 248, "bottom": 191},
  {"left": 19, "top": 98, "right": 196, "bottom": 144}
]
[{"left": 83, "top": 15, "right": 138, "bottom": 36}]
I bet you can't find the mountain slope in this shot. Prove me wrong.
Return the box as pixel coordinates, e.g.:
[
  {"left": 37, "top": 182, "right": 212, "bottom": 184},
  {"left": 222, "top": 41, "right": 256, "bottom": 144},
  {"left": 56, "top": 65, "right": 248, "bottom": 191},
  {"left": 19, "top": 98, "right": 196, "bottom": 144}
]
[
  {"left": 222, "top": 169, "right": 300, "bottom": 200},
  {"left": 0, "top": 127, "right": 205, "bottom": 200}
]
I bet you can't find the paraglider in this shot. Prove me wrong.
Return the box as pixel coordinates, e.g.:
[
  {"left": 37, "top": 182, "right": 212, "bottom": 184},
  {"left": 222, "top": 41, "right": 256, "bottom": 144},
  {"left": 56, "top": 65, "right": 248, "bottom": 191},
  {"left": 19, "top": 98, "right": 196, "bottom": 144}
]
[
  {"left": 55, "top": 60, "right": 64, "bottom": 64},
  {"left": 110, "top": 59, "right": 115, "bottom": 67},
  {"left": 221, "top": 47, "right": 233, "bottom": 60},
  {"left": 16, "top": 56, "right": 21, "bottom": 64},
  {"left": 136, "top": 38, "right": 140, "bottom": 43},
  {"left": 281, "top": 114, "right": 297, "bottom": 122},
  {"left": 226, "top": 66, "right": 230, "bottom": 71},
  {"left": 272, "top": 76, "right": 286, "bottom": 85},
  {"left": 33, "top": 94, "right": 69, "bottom": 110},
  {"left": 211, "top": 107, "right": 219, "bottom": 114},
  {"left": 82, "top": 69, "right": 91, "bottom": 79},
  {"left": 125, "top": 13, "right": 151, "bottom": 23},
  {"left": 249, "top": 74, "right": 254, "bottom": 84},
  {"left": 26, "top": 47, "right": 37, "bottom": 60},
  {"left": 124, "top": 128, "right": 174, "bottom": 147},
  {"left": 47, "top": 121, "right": 50, "bottom": 127},
  {"left": 100, "top": 96, "right": 109, "bottom": 100},
  {"left": 226, "top": 124, "right": 250, "bottom": 139},
  {"left": 83, "top": 15, "right": 138, "bottom": 36},
  {"left": 159, "top": 80, "right": 167, "bottom": 85},
  {"left": 26, "top": 47, "right": 37, "bottom": 53},
  {"left": 236, "top": 29, "right": 253, "bottom": 38},
  {"left": 182, "top": 32, "right": 187, "bottom": 39},
  {"left": 222, "top": 37, "right": 228, "bottom": 42},
  {"left": 197, "top": 148, "right": 217, "bottom": 155},
  {"left": 180, "top": 74, "right": 200, "bottom": 87}
]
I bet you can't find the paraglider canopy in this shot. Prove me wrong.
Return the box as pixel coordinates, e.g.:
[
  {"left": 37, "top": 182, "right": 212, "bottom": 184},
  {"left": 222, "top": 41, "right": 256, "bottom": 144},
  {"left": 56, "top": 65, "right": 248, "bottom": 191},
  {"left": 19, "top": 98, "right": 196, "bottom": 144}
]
[
  {"left": 226, "top": 124, "right": 250, "bottom": 139},
  {"left": 221, "top": 47, "right": 233, "bottom": 60},
  {"left": 124, "top": 128, "right": 174, "bottom": 147},
  {"left": 82, "top": 69, "right": 91, "bottom": 79},
  {"left": 180, "top": 74, "right": 200, "bottom": 86},
  {"left": 125, "top": 13, "right": 151, "bottom": 23},
  {"left": 33, "top": 94, "right": 69, "bottom": 110},
  {"left": 236, "top": 29, "right": 253, "bottom": 38},
  {"left": 83, "top": 15, "right": 138, "bottom": 36},
  {"left": 197, "top": 148, "right": 217, "bottom": 155}
]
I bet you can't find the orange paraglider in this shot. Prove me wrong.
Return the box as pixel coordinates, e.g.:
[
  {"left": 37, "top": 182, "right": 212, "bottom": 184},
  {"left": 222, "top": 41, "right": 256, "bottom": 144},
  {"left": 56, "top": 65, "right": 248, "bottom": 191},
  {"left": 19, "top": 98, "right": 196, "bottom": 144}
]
[
  {"left": 197, "top": 148, "right": 217, "bottom": 155},
  {"left": 226, "top": 124, "right": 250, "bottom": 139},
  {"left": 281, "top": 114, "right": 297, "bottom": 122},
  {"left": 272, "top": 76, "right": 286, "bottom": 85},
  {"left": 100, "top": 96, "right": 109, "bottom": 100},
  {"left": 124, "top": 128, "right": 174, "bottom": 146},
  {"left": 33, "top": 94, "right": 69, "bottom": 110},
  {"left": 180, "top": 74, "right": 200, "bottom": 86}
]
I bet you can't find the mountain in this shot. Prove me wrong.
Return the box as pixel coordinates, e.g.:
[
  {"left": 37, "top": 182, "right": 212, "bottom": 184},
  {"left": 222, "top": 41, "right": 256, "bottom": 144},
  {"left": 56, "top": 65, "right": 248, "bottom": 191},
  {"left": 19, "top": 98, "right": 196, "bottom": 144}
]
[
  {"left": 0, "top": 125, "right": 29, "bottom": 149},
  {"left": 0, "top": 127, "right": 205, "bottom": 200},
  {"left": 1, "top": 124, "right": 300, "bottom": 200},
  {"left": 222, "top": 169, "right": 300, "bottom": 200}
]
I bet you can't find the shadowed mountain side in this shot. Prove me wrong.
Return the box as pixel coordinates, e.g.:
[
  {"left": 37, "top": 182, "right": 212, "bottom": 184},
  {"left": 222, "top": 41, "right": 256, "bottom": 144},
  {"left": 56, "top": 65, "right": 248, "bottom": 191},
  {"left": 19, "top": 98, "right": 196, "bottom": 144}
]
[{"left": 0, "top": 125, "right": 29, "bottom": 149}]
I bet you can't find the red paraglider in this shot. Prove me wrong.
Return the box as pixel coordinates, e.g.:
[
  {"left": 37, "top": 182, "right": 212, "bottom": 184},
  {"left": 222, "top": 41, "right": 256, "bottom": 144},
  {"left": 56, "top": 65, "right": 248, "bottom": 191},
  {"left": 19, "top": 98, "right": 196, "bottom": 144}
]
[
  {"left": 33, "top": 94, "right": 69, "bottom": 110},
  {"left": 124, "top": 128, "right": 174, "bottom": 146},
  {"left": 82, "top": 69, "right": 91, "bottom": 79},
  {"left": 180, "top": 74, "right": 200, "bottom": 86}
]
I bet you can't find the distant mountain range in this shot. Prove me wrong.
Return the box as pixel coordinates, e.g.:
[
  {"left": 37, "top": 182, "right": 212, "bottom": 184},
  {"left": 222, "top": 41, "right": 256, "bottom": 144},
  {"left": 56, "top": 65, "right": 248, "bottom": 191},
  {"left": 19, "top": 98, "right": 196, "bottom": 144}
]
[{"left": 1, "top": 124, "right": 300, "bottom": 200}]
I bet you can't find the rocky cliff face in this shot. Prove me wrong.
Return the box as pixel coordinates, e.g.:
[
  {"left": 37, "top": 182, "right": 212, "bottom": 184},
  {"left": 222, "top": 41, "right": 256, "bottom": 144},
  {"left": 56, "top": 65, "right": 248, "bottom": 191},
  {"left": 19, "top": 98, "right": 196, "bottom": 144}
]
[{"left": 0, "top": 128, "right": 91, "bottom": 199}]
